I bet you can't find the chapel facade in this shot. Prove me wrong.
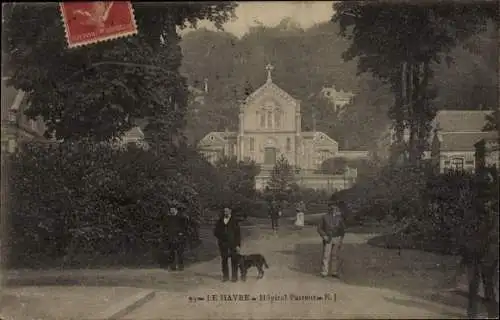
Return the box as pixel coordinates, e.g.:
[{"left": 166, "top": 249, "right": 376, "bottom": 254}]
[{"left": 198, "top": 65, "right": 368, "bottom": 190}]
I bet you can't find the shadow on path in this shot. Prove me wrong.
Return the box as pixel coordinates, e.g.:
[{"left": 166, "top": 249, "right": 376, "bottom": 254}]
[
  {"left": 383, "top": 296, "right": 465, "bottom": 319},
  {"left": 5, "top": 227, "right": 256, "bottom": 290},
  {"left": 278, "top": 237, "right": 487, "bottom": 317}
]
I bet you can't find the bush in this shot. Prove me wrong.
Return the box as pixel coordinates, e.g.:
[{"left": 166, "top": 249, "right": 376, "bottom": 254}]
[
  {"left": 365, "top": 165, "right": 499, "bottom": 256},
  {"left": 6, "top": 141, "right": 206, "bottom": 267}
]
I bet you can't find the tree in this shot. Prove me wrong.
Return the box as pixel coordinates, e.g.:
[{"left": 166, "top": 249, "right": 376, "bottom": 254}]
[
  {"left": 215, "top": 156, "right": 260, "bottom": 214},
  {"left": 484, "top": 109, "right": 499, "bottom": 132},
  {"left": 267, "top": 155, "right": 295, "bottom": 200},
  {"left": 6, "top": 139, "right": 214, "bottom": 266},
  {"left": 333, "top": 2, "right": 498, "bottom": 165},
  {"left": 3, "top": 3, "right": 236, "bottom": 144},
  {"left": 433, "top": 23, "right": 498, "bottom": 111}
]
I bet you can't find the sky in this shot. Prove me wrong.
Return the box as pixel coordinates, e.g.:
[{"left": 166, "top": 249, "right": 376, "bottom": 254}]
[{"left": 181, "top": 1, "right": 335, "bottom": 38}]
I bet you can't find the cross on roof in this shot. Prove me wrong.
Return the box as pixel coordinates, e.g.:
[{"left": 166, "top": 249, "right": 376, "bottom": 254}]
[{"left": 265, "top": 63, "right": 274, "bottom": 82}]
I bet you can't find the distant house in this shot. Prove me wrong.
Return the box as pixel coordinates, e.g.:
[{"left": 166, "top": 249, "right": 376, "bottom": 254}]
[
  {"left": 1, "top": 77, "right": 47, "bottom": 153},
  {"left": 375, "top": 110, "right": 495, "bottom": 171},
  {"left": 118, "top": 124, "right": 148, "bottom": 149},
  {"left": 430, "top": 110, "right": 495, "bottom": 173},
  {"left": 320, "top": 85, "right": 354, "bottom": 113}
]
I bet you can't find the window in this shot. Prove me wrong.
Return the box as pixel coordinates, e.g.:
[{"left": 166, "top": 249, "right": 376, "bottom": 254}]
[
  {"left": 286, "top": 137, "right": 291, "bottom": 152},
  {"left": 451, "top": 158, "right": 464, "bottom": 171},
  {"left": 8, "top": 111, "right": 17, "bottom": 122},
  {"left": 249, "top": 137, "right": 255, "bottom": 151},
  {"left": 465, "top": 160, "right": 474, "bottom": 166},
  {"left": 267, "top": 111, "right": 273, "bottom": 128},
  {"left": 260, "top": 112, "right": 265, "bottom": 128},
  {"left": 275, "top": 111, "right": 281, "bottom": 128},
  {"left": 228, "top": 144, "right": 234, "bottom": 156},
  {"left": 8, "top": 140, "right": 16, "bottom": 153}
]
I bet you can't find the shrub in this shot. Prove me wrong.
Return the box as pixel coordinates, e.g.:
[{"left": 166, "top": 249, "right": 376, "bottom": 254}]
[{"left": 6, "top": 141, "right": 205, "bottom": 267}]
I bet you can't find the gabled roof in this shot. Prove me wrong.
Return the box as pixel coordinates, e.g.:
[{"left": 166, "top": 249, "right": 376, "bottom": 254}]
[
  {"left": 122, "top": 127, "right": 144, "bottom": 141},
  {"left": 198, "top": 131, "right": 237, "bottom": 147},
  {"left": 216, "top": 131, "right": 237, "bottom": 140},
  {"left": 244, "top": 80, "right": 297, "bottom": 107},
  {"left": 301, "top": 131, "right": 338, "bottom": 145},
  {"left": 439, "top": 131, "right": 497, "bottom": 151},
  {"left": 432, "top": 110, "right": 492, "bottom": 132}
]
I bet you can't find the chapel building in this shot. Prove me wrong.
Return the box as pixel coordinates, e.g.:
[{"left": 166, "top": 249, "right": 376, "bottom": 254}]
[{"left": 198, "top": 65, "right": 368, "bottom": 190}]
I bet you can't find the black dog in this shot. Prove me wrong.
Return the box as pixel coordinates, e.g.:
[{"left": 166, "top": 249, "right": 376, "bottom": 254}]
[{"left": 237, "top": 254, "right": 269, "bottom": 281}]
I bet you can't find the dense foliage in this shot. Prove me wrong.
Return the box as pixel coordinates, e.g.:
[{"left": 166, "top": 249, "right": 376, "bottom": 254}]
[
  {"left": 5, "top": 141, "right": 262, "bottom": 267},
  {"left": 333, "top": 2, "right": 498, "bottom": 163},
  {"left": 2, "top": 2, "right": 236, "bottom": 143},
  {"left": 181, "top": 15, "right": 497, "bottom": 153},
  {"left": 213, "top": 156, "right": 261, "bottom": 217},
  {"left": 266, "top": 155, "right": 295, "bottom": 201},
  {"left": 342, "top": 162, "right": 499, "bottom": 255}
]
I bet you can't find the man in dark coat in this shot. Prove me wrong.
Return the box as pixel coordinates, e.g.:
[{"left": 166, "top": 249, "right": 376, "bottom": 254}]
[
  {"left": 269, "top": 199, "right": 281, "bottom": 232},
  {"left": 162, "top": 206, "right": 189, "bottom": 271},
  {"left": 213, "top": 207, "right": 241, "bottom": 282}
]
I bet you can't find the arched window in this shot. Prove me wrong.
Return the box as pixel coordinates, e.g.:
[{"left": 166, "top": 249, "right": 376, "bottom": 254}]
[
  {"left": 267, "top": 111, "right": 273, "bottom": 128},
  {"left": 275, "top": 110, "right": 281, "bottom": 128},
  {"left": 260, "top": 112, "right": 265, "bottom": 128}
]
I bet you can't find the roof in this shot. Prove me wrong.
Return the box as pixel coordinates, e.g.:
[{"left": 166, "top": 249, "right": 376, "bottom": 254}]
[
  {"left": 301, "top": 131, "right": 329, "bottom": 139},
  {"left": 123, "top": 127, "right": 144, "bottom": 140},
  {"left": 244, "top": 79, "right": 297, "bottom": 106},
  {"left": 439, "top": 131, "right": 498, "bottom": 151},
  {"left": 214, "top": 131, "right": 237, "bottom": 139},
  {"left": 198, "top": 131, "right": 338, "bottom": 148},
  {"left": 433, "top": 110, "right": 492, "bottom": 132}
]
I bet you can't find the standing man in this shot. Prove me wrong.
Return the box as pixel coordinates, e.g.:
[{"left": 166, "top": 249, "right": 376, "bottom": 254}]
[
  {"left": 269, "top": 199, "right": 281, "bottom": 232},
  {"left": 213, "top": 207, "right": 241, "bottom": 282},
  {"left": 317, "top": 197, "right": 346, "bottom": 278},
  {"left": 162, "top": 206, "right": 189, "bottom": 271}
]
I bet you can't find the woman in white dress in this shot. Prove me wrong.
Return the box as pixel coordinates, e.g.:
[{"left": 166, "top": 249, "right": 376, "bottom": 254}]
[{"left": 295, "top": 201, "right": 305, "bottom": 228}]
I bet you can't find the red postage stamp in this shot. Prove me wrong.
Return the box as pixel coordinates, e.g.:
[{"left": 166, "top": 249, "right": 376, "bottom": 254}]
[{"left": 59, "top": 1, "right": 138, "bottom": 48}]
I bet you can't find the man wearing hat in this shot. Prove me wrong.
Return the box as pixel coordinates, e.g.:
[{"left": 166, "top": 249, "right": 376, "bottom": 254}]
[
  {"left": 213, "top": 207, "right": 241, "bottom": 282},
  {"left": 162, "top": 206, "right": 189, "bottom": 271},
  {"left": 317, "top": 195, "right": 346, "bottom": 278}
]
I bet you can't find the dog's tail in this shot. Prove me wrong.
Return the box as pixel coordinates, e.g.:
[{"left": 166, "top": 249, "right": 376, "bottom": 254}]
[{"left": 263, "top": 258, "right": 269, "bottom": 269}]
